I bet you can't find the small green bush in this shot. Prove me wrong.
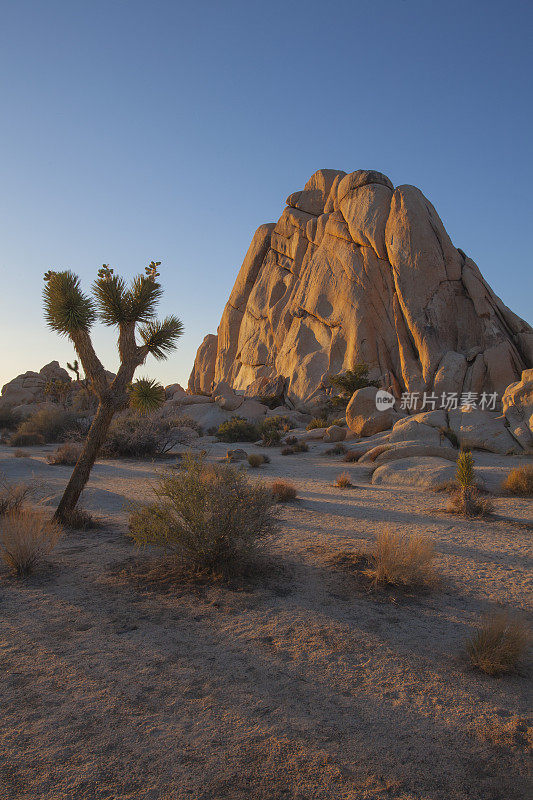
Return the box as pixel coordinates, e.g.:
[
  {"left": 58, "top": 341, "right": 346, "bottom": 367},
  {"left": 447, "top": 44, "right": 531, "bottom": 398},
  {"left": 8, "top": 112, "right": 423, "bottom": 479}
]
[
  {"left": 129, "top": 456, "right": 279, "bottom": 577},
  {"left": 327, "top": 364, "right": 378, "bottom": 399},
  {"left": 216, "top": 416, "right": 259, "bottom": 443},
  {"left": 439, "top": 426, "right": 459, "bottom": 448}
]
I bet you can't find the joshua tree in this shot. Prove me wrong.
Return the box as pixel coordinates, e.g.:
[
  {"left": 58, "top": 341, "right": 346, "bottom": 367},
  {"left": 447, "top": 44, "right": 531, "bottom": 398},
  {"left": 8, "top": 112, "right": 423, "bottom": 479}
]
[
  {"left": 43, "top": 262, "right": 183, "bottom": 523},
  {"left": 66, "top": 358, "right": 81, "bottom": 382}
]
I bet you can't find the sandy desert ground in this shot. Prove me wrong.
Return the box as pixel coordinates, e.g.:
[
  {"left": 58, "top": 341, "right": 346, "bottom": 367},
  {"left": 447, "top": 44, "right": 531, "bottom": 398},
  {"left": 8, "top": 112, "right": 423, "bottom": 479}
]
[{"left": 0, "top": 438, "right": 531, "bottom": 800}]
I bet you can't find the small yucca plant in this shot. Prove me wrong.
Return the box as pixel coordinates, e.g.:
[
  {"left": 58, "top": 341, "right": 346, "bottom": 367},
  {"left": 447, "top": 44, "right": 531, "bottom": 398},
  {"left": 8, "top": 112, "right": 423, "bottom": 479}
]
[{"left": 457, "top": 450, "right": 475, "bottom": 489}]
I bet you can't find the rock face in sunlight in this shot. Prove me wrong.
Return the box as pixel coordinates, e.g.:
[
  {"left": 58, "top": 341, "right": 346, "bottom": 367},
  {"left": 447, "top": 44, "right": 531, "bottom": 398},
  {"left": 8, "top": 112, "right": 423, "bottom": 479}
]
[{"left": 189, "top": 168, "right": 533, "bottom": 408}]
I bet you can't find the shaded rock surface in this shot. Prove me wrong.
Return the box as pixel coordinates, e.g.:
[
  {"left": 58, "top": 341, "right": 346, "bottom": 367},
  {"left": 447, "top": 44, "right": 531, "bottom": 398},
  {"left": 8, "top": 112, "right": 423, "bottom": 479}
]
[{"left": 189, "top": 168, "right": 532, "bottom": 407}]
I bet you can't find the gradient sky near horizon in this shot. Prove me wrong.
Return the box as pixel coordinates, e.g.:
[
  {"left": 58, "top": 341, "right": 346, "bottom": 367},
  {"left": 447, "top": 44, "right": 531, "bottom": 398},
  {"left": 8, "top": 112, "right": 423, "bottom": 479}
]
[{"left": 0, "top": 0, "right": 531, "bottom": 391}]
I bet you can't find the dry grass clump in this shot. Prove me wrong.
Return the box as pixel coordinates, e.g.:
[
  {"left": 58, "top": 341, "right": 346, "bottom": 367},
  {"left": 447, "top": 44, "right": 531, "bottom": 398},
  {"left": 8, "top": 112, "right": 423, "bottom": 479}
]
[
  {"left": 247, "top": 453, "right": 267, "bottom": 468},
  {"left": 0, "top": 482, "right": 32, "bottom": 516},
  {"left": 365, "top": 528, "right": 437, "bottom": 589},
  {"left": 102, "top": 412, "right": 177, "bottom": 458},
  {"left": 271, "top": 480, "right": 297, "bottom": 503},
  {"left": 466, "top": 614, "right": 529, "bottom": 676},
  {"left": 0, "top": 509, "right": 61, "bottom": 577},
  {"left": 501, "top": 465, "right": 533, "bottom": 497},
  {"left": 129, "top": 456, "right": 279, "bottom": 578},
  {"left": 281, "top": 441, "right": 309, "bottom": 456},
  {"left": 335, "top": 471, "right": 352, "bottom": 488},
  {"left": 46, "top": 442, "right": 83, "bottom": 466}
]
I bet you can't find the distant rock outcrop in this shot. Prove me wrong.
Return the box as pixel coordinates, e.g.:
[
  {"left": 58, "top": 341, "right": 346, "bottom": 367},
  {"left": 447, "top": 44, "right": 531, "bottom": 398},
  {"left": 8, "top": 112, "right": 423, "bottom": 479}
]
[{"left": 189, "top": 169, "right": 532, "bottom": 409}]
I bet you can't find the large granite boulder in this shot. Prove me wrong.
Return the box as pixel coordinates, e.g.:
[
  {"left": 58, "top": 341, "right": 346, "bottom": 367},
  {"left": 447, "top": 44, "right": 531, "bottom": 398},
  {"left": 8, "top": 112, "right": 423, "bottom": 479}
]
[
  {"left": 502, "top": 368, "right": 533, "bottom": 452},
  {"left": 189, "top": 168, "right": 532, "bottom": 408},
  {"left": 346, "top": 386, "right": 399, "bottom": 436}
]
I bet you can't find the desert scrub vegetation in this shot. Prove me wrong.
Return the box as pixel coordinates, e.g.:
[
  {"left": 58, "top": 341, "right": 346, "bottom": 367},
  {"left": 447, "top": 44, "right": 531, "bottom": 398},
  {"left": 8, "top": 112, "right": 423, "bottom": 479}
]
[
  {"left": 216, "top": 416, "right": 259, "bottom": 443},
  {"left": 9, "top": 431, "right": 45, "bottom": 447},
  {"left": 281, "top": 441, "right": 309, "bottom": 456},
  {"left": 501, "top": 465, "right": 533, "bottom": 497},
  {"left": 0, "top": 406, "right": 21, "bottom": 431},
  {"left": 365, "top": 528, "right": 438, "bottom": 589},
  {"left": 129, "top": 456, "right": 279, "bottom": 578},
  {"left": 466, "top": 614, "right": 529, "bottom": 676},
  {"left": 343, "top": 450, "right": 360, "bottom": 462},
  {"left": 101, "top": 412, "right": 183, "bottom": 459},
  {"left": 447, "top": 450, "right": 494, "bottom": 517},
  {"left": 247, "top": 453, "right": 268, "bottom": 468},
  {"left": 47, "top": 443, "right": 83, "bottom": 465},
  {"left": 335, "top": 471, "right": 352, "bottom": 488},
  {"left": 327, "top": 364, "right": 378, "bottom": 408},
  {"left": 271, "top": 480, "right": 297, "bottom": 503},
  {"left": 0, "top": 509, "right": 61, "bottom": 577},
  {"left": 260, "top": 416, "right": 289, "bottom": 446},
  {"left": 324, "top": 444, "right": 347, "bottom": 457},
  {"left": 306, "top": 417, "right": 328, "bottom": 430},
  {"left": 0, "top": 481, "right": 32, "bottom": 516},
  {"left": 10, "top": 407, "right": 81, "bottom": 445}
]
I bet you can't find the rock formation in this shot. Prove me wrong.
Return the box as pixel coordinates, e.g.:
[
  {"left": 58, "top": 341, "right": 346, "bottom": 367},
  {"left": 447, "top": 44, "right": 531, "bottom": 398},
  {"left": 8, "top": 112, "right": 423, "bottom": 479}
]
[{"left": 189, "top": 169, "right": 532, "bottom": 409}]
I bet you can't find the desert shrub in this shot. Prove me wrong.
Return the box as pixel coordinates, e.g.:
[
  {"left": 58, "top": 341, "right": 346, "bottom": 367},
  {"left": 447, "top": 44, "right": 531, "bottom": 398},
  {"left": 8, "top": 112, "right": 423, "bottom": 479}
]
[
  {"left": 439, "top": 426, "right": 459, "bottom": 448},
  {"left": 293, "top": 441, "right": 308, "bottom": 453},
  {"left": 271, "top": 480, "right": 297, "bottom": 502},
  {"left": 306, "top": 417, "right": 327, "bottom": 431},
  {"left": 71, "top": 385, "right": 98, "bottom": 413},
  {"left": 60, "top": 506, "right": 97, "bottom": 530},
  {"left": 170, "top": 415, "right": 202, "bottom": 435},
  {"left": 216, "top": 416, "right": 259, "bottom": 443},
  {"left": 335, "top": 471, "right": 352, "bottom": 488},
  {"left": 0, "top": 482, "right": 32, "bottom": 516},
  {"left": 343, "top": 450, "right": 360, "bottom": 463},
  {"left": 247, "top": 453, "right": 267, "bottom": 468},
  {"left": 466, "top": 614, "right": 529, "bottom": 676},
  {"left": 13, "top": 408, "right": 79, "bottom": 444},
  {"left": 102, "top": 412, "right": 177, "bottom": 458},
  {"left": 9, "top": 432, "right": 45, "bottom": 447},
  {"left": 327, "top": 364, "right": 378, "bottom": 407},
  {"left": 365, "top": 528, "right": 437, "bottom": 588},
  {"left": 43, "top": 378, "right": 72, "bottom": 406},
  {"left": 46, "top": 443, "right": 83, "bottom": 466},
  {"left": 260, "top": 423, "right": 282, "bottom": 447},
  {"left": 447, "top": 450, "right": 494, "bottom": 517},
  {"left": 285, "top": 435, "right": 298, "bottom": 446},
  {"left": 324, "top": 444, "right": 347, "bottom": 457},
  {"left": 501, "top": 465, "right": 533, "bottom": 497},
  {"left": 129, "top": 456, "right": 279, "bottom": 577},
  {"left": 0, "top": 509, "right": 61, "bottom": 577},
  {"left": 281, "top": 446, "right": 294, "bottom": 456},
  {"left": 0, "top": 406, "right": 21, "bottom": 431}
]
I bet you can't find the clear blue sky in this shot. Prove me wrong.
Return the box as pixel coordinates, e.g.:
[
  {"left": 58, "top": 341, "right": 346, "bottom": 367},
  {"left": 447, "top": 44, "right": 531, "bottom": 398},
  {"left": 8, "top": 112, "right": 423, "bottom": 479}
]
[{"left": 0, "top": 0, "right": 531, "bottom": 391}]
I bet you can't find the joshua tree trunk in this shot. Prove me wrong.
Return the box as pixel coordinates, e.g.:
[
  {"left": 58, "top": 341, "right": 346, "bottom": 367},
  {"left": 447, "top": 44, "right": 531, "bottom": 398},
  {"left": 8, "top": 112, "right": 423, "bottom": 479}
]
[{"left": 53, "top": 403, "right": 115, "bottom": 523}]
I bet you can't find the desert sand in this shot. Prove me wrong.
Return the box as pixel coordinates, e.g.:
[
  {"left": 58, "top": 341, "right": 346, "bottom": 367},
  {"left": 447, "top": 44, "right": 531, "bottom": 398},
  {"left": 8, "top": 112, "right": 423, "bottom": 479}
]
[{"left": 0, "top": 439, "right": 531, "bottom": 800}]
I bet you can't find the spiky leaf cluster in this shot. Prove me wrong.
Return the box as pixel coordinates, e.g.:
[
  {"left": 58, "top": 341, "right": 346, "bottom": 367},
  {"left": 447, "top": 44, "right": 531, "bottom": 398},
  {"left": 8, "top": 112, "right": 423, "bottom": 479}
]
[
  {"left": 139, "top": 316, "right": 184, "bottom": 360},
  {"left": 128, "top": 378, "right": 166, "bottom": 415},
  {"left": 43, "top": 271, "right": 96, "bottom": 335},
  {"left": 456, "top": 450, "right": 475, "bottom": 489}
]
